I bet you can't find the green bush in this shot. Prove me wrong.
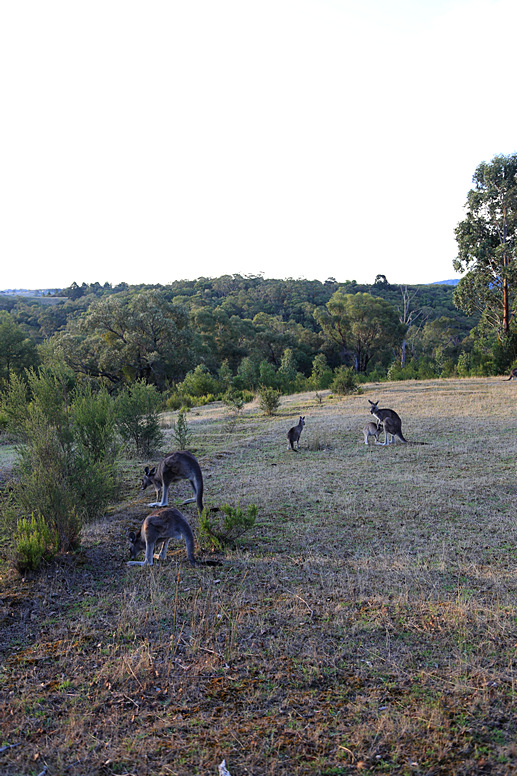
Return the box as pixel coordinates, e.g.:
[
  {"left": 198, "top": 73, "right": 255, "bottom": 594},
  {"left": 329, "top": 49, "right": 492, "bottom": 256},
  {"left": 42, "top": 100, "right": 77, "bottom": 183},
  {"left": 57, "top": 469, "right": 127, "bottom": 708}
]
[
  {"left": 115, "top": 380, "right": 163, "bottom": 456},
  {"left": 171, "top": 408, "right": 191, "bottom": 449},
  {"left": 309, "top": 354, "right": 334, "bottom": 390},
  {"left": 331, "top": 366, "right": 360, "bottom": 395},
  {"left": 1, "top": 368, "right": 120, "bottom": 557},
  {"left": 72, "top": 385, "right": 117, "bottom": 461},
  {"left": 165, "top": 390, "right": 193, "bottom": 411},
  {"left": 258, "top": 386, "right": 281, "bottom": 415},
  {"left": 198, "top": 503, "right": 258, "bottom": 551},
  {"left": 223, "top": 389, "right": 245, "bottom": 432},
  {"left": 179, "top": 365, "right": 220, "bottom": 397},
  {"left": 14, "top": 513, "right": 58, "bottom": 572}
]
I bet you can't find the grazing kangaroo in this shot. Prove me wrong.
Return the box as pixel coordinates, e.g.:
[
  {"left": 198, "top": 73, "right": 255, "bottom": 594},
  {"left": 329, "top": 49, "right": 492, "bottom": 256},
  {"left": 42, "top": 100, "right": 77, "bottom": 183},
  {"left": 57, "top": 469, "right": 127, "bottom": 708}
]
[
  {"left": 362, "top": 421, "right": 381, "bottom": 445},
  {"left": 506, "top": 368, "right": 517, "bottom": 380},
  {"left": 141, "top": 451, "right": 204, "bottom": 512},
  {"left": 128, "top": 508, "right": 196, "bottom": 566},
  {"left": 368, "top": 399, "right": 407, "bottom": 445},
  {"left": 287, "top": 416, "right": 306, "bottom": 451}
]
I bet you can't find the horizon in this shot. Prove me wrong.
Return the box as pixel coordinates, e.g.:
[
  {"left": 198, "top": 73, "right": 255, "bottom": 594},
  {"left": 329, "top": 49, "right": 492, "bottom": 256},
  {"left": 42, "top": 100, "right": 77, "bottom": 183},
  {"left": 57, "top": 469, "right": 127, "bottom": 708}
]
[
  {"left": 3, "top": 1, "right": 515, "bottom": 289},
  {"left": 0, "top": 276, "right": 461, "bottom": 295}
]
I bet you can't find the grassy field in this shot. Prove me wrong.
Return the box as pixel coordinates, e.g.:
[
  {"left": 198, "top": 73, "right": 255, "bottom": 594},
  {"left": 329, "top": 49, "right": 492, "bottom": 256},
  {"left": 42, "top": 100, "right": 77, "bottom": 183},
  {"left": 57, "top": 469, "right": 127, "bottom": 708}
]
[{"left": 1, "top": 378, "right": 517, "bottom": 775}]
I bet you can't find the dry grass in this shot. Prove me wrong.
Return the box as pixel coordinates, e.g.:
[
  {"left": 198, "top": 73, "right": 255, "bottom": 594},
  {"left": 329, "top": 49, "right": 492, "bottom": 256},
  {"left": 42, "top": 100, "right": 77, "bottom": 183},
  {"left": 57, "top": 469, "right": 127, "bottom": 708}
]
[{"left": 1, "top": 378, "right": 517, "bottom": 775}]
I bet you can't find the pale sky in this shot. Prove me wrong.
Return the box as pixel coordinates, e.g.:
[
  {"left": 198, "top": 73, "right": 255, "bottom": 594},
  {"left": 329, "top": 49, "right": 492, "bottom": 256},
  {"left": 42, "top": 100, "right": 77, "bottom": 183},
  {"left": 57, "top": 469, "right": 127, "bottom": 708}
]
[{"left": 1, "top": 0, "right": 516, "bottom": 290}]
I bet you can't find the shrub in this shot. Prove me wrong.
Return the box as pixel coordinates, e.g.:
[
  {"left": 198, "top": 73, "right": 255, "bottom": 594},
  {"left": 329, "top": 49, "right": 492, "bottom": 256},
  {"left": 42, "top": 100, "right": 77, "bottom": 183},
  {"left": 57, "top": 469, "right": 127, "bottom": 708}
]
[
  {"left": 179, "top": 365, "right": 220, "bottom": 398},
  {"left": 258, "top": 386, "right": 281, "bottom": 415},
  {"left": 72, "top": 385, "right": 117, "bottom": 461},
  {"left": 171, "top": 408, "right": 191, "bottom": 449},
  {"left": 14, "top": 513, "right": 58, "bottom": 572},
  {"left": 309, "top": 354, "right": 334, "bottom": 390},
  {"left": 198, "top": 503, "right": 257, "bottom": 551},
  {"left": 223, "top": 390, "right": 245, "bottom": 432},
  {"left": 331, "top": 366, "right": 360, "bottom": 395},
  {"left": 115, "top": 380, "right": 163, "bottom": 456},
  {"left": 2, "top": 368, "right": 119, "bottom": 557}
]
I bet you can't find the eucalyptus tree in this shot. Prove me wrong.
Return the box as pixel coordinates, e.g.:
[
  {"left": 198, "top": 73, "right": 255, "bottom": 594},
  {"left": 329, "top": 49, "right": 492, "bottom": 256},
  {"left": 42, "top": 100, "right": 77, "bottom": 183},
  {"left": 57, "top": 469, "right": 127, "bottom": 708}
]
[
  {"left": 0, "top": 311, "right": 39, "bottom": 383},
  {"left": 315, "top": 291, "right": 406, "bottom": 373},
  {"left": 51, "top": 290, "right": 195, "bottom": 389},
  {"left": 454, "top": 154, "right": 517, "bottom": 340}
]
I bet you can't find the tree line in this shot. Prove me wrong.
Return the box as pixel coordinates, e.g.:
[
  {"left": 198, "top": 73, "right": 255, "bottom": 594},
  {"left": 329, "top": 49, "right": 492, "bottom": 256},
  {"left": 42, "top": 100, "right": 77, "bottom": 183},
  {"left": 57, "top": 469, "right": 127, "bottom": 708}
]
[
  {"left": 0, "top": 276, "right": 480, "bottom": 398},
  {"left": 1, "top": 152, "right": 516, "bottom": 568},
  {"left": 1, "top": 153, "right": 517, "bottom": 401}
]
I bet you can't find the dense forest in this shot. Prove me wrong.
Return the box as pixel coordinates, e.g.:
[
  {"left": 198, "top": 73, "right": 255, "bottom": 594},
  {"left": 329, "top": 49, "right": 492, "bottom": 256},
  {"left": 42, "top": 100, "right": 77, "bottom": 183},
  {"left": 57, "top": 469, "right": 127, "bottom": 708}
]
[{"left": 2, "top": 272, "right": 514, "bottom": 408}]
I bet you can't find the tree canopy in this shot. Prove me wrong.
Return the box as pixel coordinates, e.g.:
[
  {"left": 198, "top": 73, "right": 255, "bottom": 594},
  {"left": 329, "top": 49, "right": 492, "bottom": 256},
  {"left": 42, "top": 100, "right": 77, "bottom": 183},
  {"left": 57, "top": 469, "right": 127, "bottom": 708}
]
[
  {"left": 315, "top": 292, "right": 406, "bottom": 372},
  {"left": 454, "top": 153, "right": 517, "bottom": 341}
]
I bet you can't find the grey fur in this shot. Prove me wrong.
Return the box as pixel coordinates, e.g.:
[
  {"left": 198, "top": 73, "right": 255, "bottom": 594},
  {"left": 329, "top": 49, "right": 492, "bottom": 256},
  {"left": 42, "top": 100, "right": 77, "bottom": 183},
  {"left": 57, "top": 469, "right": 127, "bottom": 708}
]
[
  {"left": 368, "top": 399, "right": 407, "bottom": 445},
  {"left": 128, "top": 508, "right": 196, "bottom": 566},
  {"left": 141, "top": 451, "right": 204, "bottom": 512},
  {"left": 362, "top": 421, "right": 381, "bottom": 445},
  {"left": 287, "top": 416, "right": 306, "bottom": 451}
]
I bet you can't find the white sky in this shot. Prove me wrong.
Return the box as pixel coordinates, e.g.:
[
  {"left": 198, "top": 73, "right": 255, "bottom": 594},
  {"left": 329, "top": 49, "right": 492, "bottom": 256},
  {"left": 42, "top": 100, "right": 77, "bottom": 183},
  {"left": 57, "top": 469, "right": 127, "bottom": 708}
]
[{"left": 1, "top": 0, "right": 516, "bottom": 290}]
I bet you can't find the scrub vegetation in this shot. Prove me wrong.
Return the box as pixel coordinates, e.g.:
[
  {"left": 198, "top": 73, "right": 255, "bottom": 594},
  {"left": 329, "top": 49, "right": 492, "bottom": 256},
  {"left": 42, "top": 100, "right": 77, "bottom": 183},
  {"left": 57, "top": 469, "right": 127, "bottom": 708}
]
[{"left": 1, "top": 377, "right": 516, "bottom": 775}]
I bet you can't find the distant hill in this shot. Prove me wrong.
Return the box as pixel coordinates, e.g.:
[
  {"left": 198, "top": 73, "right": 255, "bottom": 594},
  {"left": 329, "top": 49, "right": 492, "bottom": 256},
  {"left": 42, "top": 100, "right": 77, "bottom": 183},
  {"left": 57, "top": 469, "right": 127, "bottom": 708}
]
[{"left": 432, "top": 279, "right": 460, "bottom": 286}]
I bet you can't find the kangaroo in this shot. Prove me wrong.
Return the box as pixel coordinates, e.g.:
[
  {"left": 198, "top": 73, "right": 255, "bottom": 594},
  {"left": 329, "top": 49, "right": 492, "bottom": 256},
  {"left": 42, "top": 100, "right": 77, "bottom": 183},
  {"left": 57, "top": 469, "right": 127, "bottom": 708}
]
[
  {"left": 141, "top": 451, "right": 204, "bottom": 512},
  {"left": 362, "top": 421, "right": 381, "bottom": 445},
  {"left": 506, "top": 368, "right": 517, "bottom": 380},
  {"left": 128, "top": 507, "right": 196, "bottom": 566},
  {"left": 368, "top": 399, "right": 407, "bottom": 445},
  {"left": 380, "top": 415, "right": 408, "bottom": 444},
  {"left": 287, "top": 416, "right": 306, "bottom": 451}
]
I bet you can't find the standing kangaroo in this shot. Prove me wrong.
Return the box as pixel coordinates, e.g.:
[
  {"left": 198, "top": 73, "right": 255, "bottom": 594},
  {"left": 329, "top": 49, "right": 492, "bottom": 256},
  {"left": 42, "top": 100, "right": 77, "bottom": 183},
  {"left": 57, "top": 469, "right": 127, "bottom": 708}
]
[
  {"left": 506, "top": 368, "right": 517, "bottom": 380},
  {"left": 128, "top": 508, "right": 196, "bottom": 566},
  {"left": 362, "top": 421, "right": 381, "bottom": 445},
  {"left": 287, "top": 416, "right": 306, "bottom": 451},
  {"left": 141, "top": 451, "right": 204, "bottom": 512},
  {"left": 368, "top": 400, "right": 407, "bottom": 445}
]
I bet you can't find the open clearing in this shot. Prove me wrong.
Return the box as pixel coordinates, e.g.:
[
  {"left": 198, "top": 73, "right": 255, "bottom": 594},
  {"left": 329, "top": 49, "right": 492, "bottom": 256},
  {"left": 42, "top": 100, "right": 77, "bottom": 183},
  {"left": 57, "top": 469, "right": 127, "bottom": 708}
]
[{"left": 1, "top": 378, "right": 517, "bottom": 775}]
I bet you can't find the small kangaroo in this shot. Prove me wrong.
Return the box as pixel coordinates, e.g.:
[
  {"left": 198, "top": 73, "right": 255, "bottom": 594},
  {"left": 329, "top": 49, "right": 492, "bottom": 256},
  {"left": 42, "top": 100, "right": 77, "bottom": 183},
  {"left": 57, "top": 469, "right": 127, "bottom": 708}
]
[
  {"left": 287, "top": 416, "right": 306, "bottom": 451},
  {"left": 141, "top": 451, "right": 204, "bottom": 512},
  {"left": 362, "top": 421, "right": 381, "bottom": 445},
  {"left": 128, "top": 508, "right": 196, "bottom": 566},
  {"left": 506, "top": 368, "right": 517, "bottom": 380},
  {"left": 368, "top": 399, "right": 407, "bottom": 445}
]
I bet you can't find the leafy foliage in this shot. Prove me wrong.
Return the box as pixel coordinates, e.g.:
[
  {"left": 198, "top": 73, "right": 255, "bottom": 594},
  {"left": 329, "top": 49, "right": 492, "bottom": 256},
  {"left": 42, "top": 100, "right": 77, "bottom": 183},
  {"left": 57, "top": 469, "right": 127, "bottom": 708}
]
[
  {"left": 454, "top": 153, "right": 517, "bottom": 345},
  {"left": 198, "top": 503, "right": 258, "bottom": 550},
  {"left": 171, "top": 408, "right": 191, "bottom": 450},
  {"left": 115, "top": 381, "right": 163, "bottom": 456},
  {"left": 14, "top": 513, "right": 58, "bottom": 572},
  {"left": 315, "top": 291, "right": 407, "bottom": 372},
  {"left": 258, "top": 386, "right": 281, "bottom": 415},
  {"left": 0, "top": 311, "right": 40, "bottom": 384},
  {"left": 2, "top": 367, "right": 119, "bottom": 554},
  {"left": 331, "top": 365, "right": 360, "bottom": 395}
]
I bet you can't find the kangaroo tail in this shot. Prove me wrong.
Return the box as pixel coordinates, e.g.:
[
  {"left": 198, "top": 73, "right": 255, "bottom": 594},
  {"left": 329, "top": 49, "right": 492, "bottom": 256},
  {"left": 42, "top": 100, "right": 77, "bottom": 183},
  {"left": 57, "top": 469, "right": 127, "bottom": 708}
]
[{"left": 181, "top": 521, "right": 197, "bottom": 565}]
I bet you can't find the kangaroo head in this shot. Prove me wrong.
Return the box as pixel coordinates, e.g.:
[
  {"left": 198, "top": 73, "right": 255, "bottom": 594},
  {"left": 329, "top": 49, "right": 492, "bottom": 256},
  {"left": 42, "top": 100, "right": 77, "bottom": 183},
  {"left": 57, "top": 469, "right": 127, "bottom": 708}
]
[
  {"left": 300, "top": 416, "right": 306, "bottom": 426},
  {"left": 141, "top": 466, "right": 157, "bottom": 491},
  {"left": 128, "top": 529, "right": 144, "bottom": 559},
  {"left": 368, "top": 400, "right": 379, "bottom": 415}
]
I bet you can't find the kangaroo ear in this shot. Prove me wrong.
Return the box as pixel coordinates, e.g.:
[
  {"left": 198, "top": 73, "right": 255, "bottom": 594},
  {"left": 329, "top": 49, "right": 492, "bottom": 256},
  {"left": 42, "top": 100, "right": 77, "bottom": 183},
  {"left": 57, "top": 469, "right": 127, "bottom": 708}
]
[
  {"left": 368, "top": 400, "right": 374, "bottom": 405},
  {"left": 149, "top": 467, "right": 157, "bottom": 476},
  {"left": 144, "top": 467, "right": 150, "bottom": 475},
  {"left": 129, "top": 532, "right": 136, "bottom": 543}
]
